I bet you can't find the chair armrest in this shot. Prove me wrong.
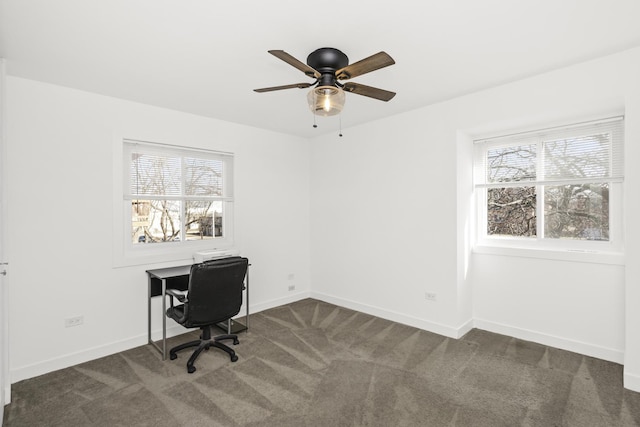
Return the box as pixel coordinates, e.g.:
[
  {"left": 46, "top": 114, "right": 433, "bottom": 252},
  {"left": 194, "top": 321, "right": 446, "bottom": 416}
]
[{"left": 166, "top": 288, "right": 188, "bottom": 303}]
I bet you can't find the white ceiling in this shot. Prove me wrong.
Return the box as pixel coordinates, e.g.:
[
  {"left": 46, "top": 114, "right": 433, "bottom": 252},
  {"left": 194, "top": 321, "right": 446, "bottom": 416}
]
[{"left": 2, "top": 0, "right": 640, "bottom": 138}]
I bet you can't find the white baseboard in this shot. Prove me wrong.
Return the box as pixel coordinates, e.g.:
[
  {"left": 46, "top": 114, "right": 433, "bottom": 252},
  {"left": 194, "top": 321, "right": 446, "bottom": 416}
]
[
  {"left": 456, "top": 318, "right": 475, "bottom": 338},
  {"left": 12, "top": 322, "right": 225, "bottom": 383},
  {"left": 249, "top": 291, "right": 312, "bottom": 315},
  {"left": 474, "top": 318, "right": 624, "bottom": 364},
  {"left": 310, "top": 291, "right": 470, "bottom": 339},
  {"left": 9, "top": 293, "right": 312, "bottom": 384},
  {"left": 9, "top": 294, "right": 629, "bottom": 391},
  {"left": 624, "top": 371, "right": 640, "bottom": 392},
  {"left": 11, "top": 334, "right": 147, "bottom": 384}
]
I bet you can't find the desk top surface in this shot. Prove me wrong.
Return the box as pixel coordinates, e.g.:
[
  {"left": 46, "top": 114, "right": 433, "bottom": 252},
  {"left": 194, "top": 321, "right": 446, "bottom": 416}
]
[{"left": 146, "top": 264, "right": 191, "bottom": 279}]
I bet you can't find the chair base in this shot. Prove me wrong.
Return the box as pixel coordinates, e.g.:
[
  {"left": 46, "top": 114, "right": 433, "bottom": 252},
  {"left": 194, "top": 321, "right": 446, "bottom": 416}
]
[{"left": 169, "top": 326, "right": 239, "bottom": 373}]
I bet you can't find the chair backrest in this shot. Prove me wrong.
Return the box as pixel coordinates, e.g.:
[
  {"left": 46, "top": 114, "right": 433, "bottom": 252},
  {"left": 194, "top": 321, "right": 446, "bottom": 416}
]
[{"left": 185, "top": 256, "right": 249, "bottom": 327}]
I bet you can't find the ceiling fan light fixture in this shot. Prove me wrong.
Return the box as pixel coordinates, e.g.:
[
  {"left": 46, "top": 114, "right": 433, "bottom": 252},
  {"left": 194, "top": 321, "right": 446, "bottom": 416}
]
[{"left": 307, "top": 86, "right": 345, "bottom": 117}]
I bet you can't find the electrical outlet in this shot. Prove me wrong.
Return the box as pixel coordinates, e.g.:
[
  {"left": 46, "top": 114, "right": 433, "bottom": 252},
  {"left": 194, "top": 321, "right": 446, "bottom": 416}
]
[
  {"left": 425, "top": 292, "right": 437, "bottom": 302},
  {"left": 65, "top": 316, "right": 84, "bottom": 328},
  {"left": 288, "top": 285, "right": 296, "bottom": 291}
]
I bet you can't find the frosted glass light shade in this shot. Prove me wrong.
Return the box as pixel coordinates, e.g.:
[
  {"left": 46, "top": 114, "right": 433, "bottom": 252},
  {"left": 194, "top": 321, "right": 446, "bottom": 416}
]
[{"left": 307, "top": 86, "right": 345, "bottom": 116}]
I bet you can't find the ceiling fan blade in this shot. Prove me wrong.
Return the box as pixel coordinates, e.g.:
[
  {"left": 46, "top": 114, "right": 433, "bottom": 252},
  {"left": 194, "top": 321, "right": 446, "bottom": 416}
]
[
  {"left": 336, "top": 51, "right": 395, "bottom": 80},
  {"left": 342, "top": 82, "right": 396, "bottom": 101},
  {"left": 254, "top": 82, "right": 314, "bottom": 93},
  {"left": 268, "top": 50, "right": 321, "bottom": 79}
]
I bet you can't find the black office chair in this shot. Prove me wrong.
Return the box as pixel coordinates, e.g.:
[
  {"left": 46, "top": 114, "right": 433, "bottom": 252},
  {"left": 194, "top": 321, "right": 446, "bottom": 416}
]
[{"left": 165, "top": 256, "right": 249, "bottom": 373}]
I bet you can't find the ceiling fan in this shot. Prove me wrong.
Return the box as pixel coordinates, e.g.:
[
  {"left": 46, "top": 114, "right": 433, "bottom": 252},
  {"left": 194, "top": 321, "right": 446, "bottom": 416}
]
[{"left": 254, "top": 48, "right": 396, "bottom": 117}]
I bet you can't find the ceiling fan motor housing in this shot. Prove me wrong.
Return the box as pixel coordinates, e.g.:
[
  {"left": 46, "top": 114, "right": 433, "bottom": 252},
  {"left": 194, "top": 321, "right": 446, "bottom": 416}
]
[{"left": 307, "top": 48, "right": 348, "bottom": 86}]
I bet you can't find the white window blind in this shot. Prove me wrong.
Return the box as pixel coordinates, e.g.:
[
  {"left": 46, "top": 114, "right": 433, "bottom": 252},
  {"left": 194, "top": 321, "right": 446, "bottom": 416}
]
[
  {"left": 474, "top": 116, "right": 624, "bottom": 188},
  {"left": 124, "top": 141, "right": 233, "bottom": 201}
]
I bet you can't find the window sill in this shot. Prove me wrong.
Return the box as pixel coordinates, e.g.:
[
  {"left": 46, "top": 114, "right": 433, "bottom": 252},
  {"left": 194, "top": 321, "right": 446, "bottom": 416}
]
[{"left": 473, "top": 244, "right": 625, "bottom": 265}]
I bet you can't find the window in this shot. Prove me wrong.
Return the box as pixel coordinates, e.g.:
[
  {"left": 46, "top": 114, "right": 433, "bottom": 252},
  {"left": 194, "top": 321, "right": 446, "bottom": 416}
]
[
  {"left": 474, "top": 117, "right": 623, "bottom": 253},
  {"left": 123, "top": 140, "right": 234, "bottom": 258}
]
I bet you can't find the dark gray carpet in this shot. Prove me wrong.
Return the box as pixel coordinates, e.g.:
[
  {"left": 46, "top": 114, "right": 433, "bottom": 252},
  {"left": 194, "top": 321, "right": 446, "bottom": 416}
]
[{"left": 4, "top": 298, "right": 640, "bottom": 426}]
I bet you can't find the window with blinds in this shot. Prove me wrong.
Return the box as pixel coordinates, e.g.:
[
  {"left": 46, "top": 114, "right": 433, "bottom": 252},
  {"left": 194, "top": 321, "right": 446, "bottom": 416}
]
[
  {"left": 473, "top": 117, "right": 624, "bottom": 250},
  {"left": 123, "top": 140, "right": 233, "bottom": 246}
]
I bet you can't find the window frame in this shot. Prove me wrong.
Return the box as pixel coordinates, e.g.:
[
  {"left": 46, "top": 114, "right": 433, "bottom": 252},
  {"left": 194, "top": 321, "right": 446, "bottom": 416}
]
[
  {"left": 473, "top": 117, "right": 624, "bottom": 259},
  {"left": 114, "top": 138, "right": 235, "bottom": 267}
]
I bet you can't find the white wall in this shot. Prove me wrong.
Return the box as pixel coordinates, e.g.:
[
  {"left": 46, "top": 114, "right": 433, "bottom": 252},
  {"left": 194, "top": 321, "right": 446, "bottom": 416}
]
[
  {"left": 310, "top": 47, "right": 640, "bottom": 390},
  {"left": 5, "top": 77, "right": 312, "bottom": 382},
  {"left": 310, "top": 105, "right": 466, "bottom": 337},
  {"left": 472, "top": 254, "right": 624, "bottom": 361},
  {"left": 0, "top": 58, "right": 8, "bottom": 413},
  {"left": 624, "top": 70, "right": 640, "bottom": 391}
]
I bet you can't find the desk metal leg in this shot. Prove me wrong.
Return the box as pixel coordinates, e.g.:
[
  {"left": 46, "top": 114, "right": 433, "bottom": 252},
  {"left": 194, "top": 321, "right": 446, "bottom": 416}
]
[
  {"left": 161, "top": 278, "right": 167, "bottom": 360},
  {"left": 245, "top": 266, "right": 249, "bottom": 331},
  {"left": 147, "top": 275, "right": 152, "bottom": 347},
  {"left": 148, "top": 277, "right": 168, "bottom": 360}
]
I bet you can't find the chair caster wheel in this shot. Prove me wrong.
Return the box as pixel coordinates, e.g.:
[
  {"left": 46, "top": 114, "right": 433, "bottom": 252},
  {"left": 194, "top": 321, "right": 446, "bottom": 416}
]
[
  {"left": 170, "top": 353, "right": 177, "bottom": 360},
  {"left": 231, "top": 355, "right": 238, "bottom": 362},
  {"left": 233, "top": 339, "right": 239, "bottom": 345},
  {"left": 188, "top": 366, "right": 196, "bottom": 374}
]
